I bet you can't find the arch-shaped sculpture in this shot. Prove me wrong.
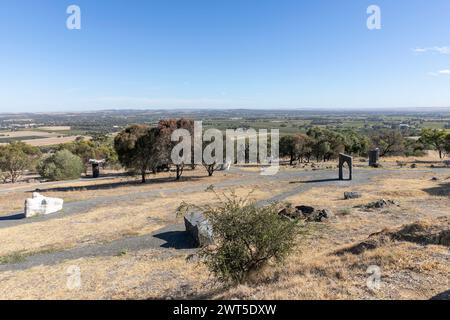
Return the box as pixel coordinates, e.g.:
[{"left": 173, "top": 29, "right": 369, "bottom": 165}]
[{"left": 339, "top": 154, "right": 353, "bottom": 181}]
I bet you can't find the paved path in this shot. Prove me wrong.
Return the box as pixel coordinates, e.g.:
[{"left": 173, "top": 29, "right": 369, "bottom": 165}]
[
  {"left": 0, "top": 167, "right": 446, "bottom": 272},
  {"left": 0, "top": 224, "right": 192, "bottom": 272}
]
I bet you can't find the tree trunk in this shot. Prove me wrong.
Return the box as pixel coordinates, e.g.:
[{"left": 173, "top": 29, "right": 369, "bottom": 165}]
[{"left": 141, "top": 171, "right": 146, "bottom": 183}]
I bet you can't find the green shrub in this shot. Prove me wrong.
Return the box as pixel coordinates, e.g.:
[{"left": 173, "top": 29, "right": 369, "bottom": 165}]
[
  {"left": 38, "top": 150, "right": 84, "bottom": 181},
  {"left": 178, "top": 194, "right": 300, "bottom": 284}
]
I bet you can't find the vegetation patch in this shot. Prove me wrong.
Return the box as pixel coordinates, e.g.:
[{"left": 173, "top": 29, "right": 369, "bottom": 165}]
[{"left": 178, "top": 194, "right": 301, "bottom": 284}]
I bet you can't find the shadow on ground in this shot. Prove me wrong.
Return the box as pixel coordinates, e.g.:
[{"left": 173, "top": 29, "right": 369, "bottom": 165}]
[
  {"left": 153, "top": 231, "right": 197, "bottom": 249},
  {"left": 0, "top": 213, "right": 24, "bottom": 221},
  {"left": 33, "top": 176, "right": 204, "bottom": 193},
  {"left": 423, "top": 182, "right": 450, "bottom": 197},
  {"left": 430, "top": 290, "right": 450, "bottom": 300},
  {"left": 290, "top": 178, "right": 341, "bottom": 184}
]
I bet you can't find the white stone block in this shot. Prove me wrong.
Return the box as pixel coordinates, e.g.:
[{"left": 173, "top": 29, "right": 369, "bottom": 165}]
[{"left": 24, "top": 192, "right": 64, "bottom": 218}]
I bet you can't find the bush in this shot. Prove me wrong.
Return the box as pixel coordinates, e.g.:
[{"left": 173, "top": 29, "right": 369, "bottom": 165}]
[
  {"left": 178, "top": 194, "right": 300, "bottom": 284},
  {"left": 0, "top": 142, "right": 41, "bottom": 183},
  {"left": 38, "top": 150, "right": 84, "bottom": 181}
]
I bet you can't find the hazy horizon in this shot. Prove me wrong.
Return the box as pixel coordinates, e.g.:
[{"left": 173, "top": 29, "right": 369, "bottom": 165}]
[{"left": 2, "top": 106, "right": 450, "bottom": 116}]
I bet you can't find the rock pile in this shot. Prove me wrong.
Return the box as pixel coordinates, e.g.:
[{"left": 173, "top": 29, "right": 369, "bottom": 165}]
[
  {"left": 278, "top": 205, "right": 333, "bottom": 222},
  {"left": 357, "top": 199, "right": 399, "bottom": 210}
]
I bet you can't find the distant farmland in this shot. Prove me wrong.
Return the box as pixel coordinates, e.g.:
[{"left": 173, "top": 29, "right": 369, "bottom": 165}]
[{"left": 0, "top": 129, "right": 86, "bottom": 146}]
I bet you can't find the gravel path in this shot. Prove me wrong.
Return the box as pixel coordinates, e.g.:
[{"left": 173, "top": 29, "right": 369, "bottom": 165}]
[{"left": 0, "top": 167, "right": 445, "bottom": 271}]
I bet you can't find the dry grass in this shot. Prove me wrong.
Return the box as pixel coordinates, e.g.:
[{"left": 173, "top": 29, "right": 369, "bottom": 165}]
[
  {"left": 0, "top": 130, "right": 58, "bottom": 138},
  {"left": 0, "top": 164, "right": 449, "bottom": 300},
  {"left": 1, "top": 222, "right": 447, "bottom": 300},
  {"left": 36, "top": 126, "right": 71, "bottom": 131},
  {"left": 0, "top": 249, "right": 210, "bottom": 300},
  {"left": 0, "top": 187, "right": 273, "bottom": 257},
  {"left": 22, "top": 136, "right": 88, "bottom": 147},
  {"left": 0, "top": 169, "right": 242, "bottom": 216}
]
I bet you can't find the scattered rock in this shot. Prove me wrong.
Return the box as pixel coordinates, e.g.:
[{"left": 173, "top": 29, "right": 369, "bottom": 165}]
[
  {"left": 184, "top": 212, "right": 214, "bottom": 248},
  {"left": 24, "top": 192, "right": 64, "bottom": 218},
  {"left": 313, "top": 209, "right": 334, "bottom": 222},
  {"left": 358, "top": 199, "right": 399, "bottom": 210},
  {"left": 344, "top": 192, "right": 362, "bottom": 200},
  {"left": 295, "top": 205, "right": 315, "bottom": 215},
  {"left": 279, "top": 205, "right": 332, "bottom": 222},
  {"left": 278, "top": 206, "right": 301, "bottom": 219}
]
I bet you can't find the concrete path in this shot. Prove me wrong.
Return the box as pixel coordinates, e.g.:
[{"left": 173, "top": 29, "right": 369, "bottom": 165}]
[{"left": 0, "top": 224, "right": 191, "bottom": 272}]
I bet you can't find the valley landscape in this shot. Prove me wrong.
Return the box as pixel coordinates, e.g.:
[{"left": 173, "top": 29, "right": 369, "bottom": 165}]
[
  {"left": 1, "top": 0, "right": 449, "bottom": 306},
  {"left": 0, "top": 109, "right": 448, "bottom": 300}
]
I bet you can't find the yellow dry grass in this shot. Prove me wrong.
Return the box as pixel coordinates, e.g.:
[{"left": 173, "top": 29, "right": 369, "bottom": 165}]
[
  {"left": 0, "top": 165, "right": 449, "bottom": 300},
  {"left": 0, "top": 249, "right": 210, "bottom": 300},
  {"left": 36, "top": 126, "right": 71, "bottom": 131},
  {"left": 22, "top": 136, "right": 88, "bottom": 147},
  {"left": 0, "top": 169, "right": 242, "bottom": 216},
  {"left": 0, "top": 187, "right": 273, "bottom": 257}
]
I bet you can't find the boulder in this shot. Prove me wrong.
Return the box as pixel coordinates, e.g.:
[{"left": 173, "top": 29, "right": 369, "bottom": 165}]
[
  {"left": 24, "top": 192, "right": 64, "bottom": 218},
  {"left": 184, "top": 212, "right": 214, "bottom": 247},
  {"left": 344, "top": 192, "right": 362, "bottom": 200},
  {"left": 311, "top": 209, "right": 333, "bottom": 222},
  {"left": 295, "top": 205, "right": 315, "bottom": 215},
  {"left": 279, "top": 205, "right": 332, "bottom": 222},
  {"left": 278, "top": 207, "right": 301, "bottom": 219}
]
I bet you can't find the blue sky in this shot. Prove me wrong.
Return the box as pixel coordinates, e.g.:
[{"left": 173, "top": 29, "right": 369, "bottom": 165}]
[{"left": 0, "top": 0, "right": 449, "bottom": 112}]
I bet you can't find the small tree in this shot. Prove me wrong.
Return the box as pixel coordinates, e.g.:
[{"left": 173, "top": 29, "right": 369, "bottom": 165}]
[
  {"left": 203, "top": 161, "right": 220, "bottom": 176},
  {"left": 0, "top": 142, "right": 41, "bottom": 183},
  {"left": 114, "top": 124, "right": 153, "bottom": 183},
  {"left": 280, "top": 135, "right": 298, "bottom": 165},
  {"left": 444, "top": 133, "right": 450, "bottom": 157},
  {"left": 419, "top": 128, "right": 447, "bottom": 159},
  {"left": 370, "top": 130, "right": 405, "bottom": 156},
  {"left": 158, "top": 118, "right": 195, "bottom": 181},
  {"left": 38, "top": 150, "right": 84, "bottom": 181},
  {"left": 178, "top": 194, "right": 300, "bottom": 284}
]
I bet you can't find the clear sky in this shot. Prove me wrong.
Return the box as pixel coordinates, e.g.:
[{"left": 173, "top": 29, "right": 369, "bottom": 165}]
[{"left": 0, "top": 0, "right": 449, "bottom": 112}]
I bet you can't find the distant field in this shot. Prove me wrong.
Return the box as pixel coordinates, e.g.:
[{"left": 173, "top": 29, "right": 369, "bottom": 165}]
[
  {"left": 0, "top": 129, "right": 85, "bottom": 146},
  {"left": 19, "top": 136, "right": 85, "bottom": 147},
  {"left": 0, "top": 136, "right": 48, "bottom": 143},
  {"left": 36, "top": 126, "right": 71, "bottom": 132},
  {"left": 0, "top": 130, "right": 57, "bottom": 138}
]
